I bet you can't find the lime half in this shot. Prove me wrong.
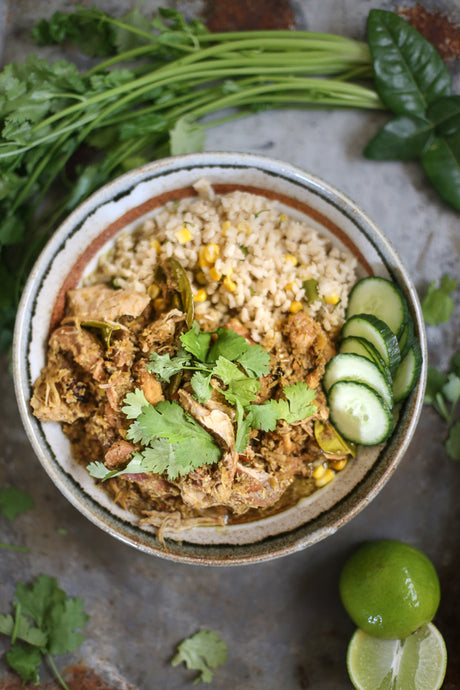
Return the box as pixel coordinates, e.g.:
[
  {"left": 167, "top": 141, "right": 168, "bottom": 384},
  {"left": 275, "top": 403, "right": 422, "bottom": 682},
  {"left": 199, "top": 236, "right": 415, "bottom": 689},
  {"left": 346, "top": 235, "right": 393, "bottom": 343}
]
[{"left": 347, "top": 623, "right": 447, "bottom": 690}]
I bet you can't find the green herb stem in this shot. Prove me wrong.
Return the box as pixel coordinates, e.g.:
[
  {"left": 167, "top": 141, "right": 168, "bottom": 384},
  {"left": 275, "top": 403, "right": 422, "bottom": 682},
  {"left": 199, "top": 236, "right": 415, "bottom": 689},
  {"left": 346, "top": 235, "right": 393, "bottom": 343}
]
[
  {"left": 46, "top": 654, "right": 71, "bottom": 690},
  {"left": 0, "top": 542, "right": 29, "bottom": 552}
]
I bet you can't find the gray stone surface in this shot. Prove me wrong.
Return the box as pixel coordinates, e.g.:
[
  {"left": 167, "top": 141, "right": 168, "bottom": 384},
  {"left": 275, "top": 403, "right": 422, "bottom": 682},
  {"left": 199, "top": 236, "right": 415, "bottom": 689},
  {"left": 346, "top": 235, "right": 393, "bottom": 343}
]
[{"left": 1, "top": 1, "right": 459, "bottom": 688}]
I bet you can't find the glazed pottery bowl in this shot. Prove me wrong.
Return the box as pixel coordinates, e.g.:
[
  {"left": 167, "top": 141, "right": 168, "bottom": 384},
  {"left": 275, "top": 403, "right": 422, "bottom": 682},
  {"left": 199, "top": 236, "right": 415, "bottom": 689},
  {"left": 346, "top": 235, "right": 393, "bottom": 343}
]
[{"left": 13, "top": 152, "right": 427, "bottom": 565}]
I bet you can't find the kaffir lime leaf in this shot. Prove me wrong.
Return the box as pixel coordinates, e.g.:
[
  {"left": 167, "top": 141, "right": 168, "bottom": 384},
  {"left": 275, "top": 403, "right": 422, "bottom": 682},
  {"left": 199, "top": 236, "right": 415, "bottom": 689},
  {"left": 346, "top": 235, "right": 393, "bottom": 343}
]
[
  {"left": 339, "top": 540, "right": 440, "bottom": 639},
  {"left": 347, "top": 623, "right": 447, "bottom": 690}
]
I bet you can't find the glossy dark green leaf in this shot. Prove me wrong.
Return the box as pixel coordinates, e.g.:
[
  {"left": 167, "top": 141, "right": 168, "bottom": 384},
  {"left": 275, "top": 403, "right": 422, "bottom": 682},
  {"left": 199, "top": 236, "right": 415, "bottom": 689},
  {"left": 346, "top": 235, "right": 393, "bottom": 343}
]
[
  {"left": 427, "top": 95, "right": 460, "bottom": 137},
  {"left": 364, "top": 115, "right": 433, "bottom": 160},
  {"left": 421, "top": 135, "right": 460, "bottom": 212},
  {"left": 367, "top": 10, "right": 451, "bottom": 116}
]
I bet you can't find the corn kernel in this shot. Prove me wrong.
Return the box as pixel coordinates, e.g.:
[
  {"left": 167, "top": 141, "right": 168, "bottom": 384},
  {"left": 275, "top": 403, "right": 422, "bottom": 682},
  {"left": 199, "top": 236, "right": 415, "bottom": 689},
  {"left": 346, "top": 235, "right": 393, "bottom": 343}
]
[
  {"left": 315, "top": 468, "right": 335, "bottom": 488},
  {"left": 279, "top": 214, "right": 287, "bottom": 223},
  {"left": 195, "top": 269, "right": 207, "bottom": 285},
  {"left": 193, "top": 289, "right": 207, "bottom": 303},
  {"left": 284, "top": 253, "right": 298, "bottom": 266},
  {"left": 203, "top": 243, "right": 220, "bottom": 264},
  {"left": 237, "top": 221, "right": 251, "bottom": 234},
  {"left": 289, "top": 300, "right": 303, "bottom": 314},
  {"left": 331, "top": 458, "right": 348, "bottom": 471},
  {"left": 153, "top": 297, "right": 167, "bottom": 312},
  {"left": 324, "top": 293, "right": 340, "bottom": 305},
  {"left": 223, "top": 275, "right": 237, "bottom": 292},
  {"left": 209, "top": 266, "right": 222, "bottom": 281},
  {"left": 284, "top": 281, "right": 297, "bottom": 292},
  {"left": 176, "top": 227, "right": 193, "bottom": 244},
  {"left": 221, "top": 220, "right": 231, "bottom": 236},
  {"left": 147, "top": 284, "right": 160, "bottom": 299},
  {"left": 149, "top": 239, "right": 161, "bottom": 252},
  {"left": 312, "top": 463, "right": 327, "bottom": 480}
]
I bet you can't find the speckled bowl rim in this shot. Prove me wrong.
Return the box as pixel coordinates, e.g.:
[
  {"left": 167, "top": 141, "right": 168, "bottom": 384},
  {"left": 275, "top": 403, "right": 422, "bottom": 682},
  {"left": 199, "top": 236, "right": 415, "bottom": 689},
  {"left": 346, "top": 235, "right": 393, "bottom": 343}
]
[{"left": 13, "top": 152, "right": 427, "bottom": 566}]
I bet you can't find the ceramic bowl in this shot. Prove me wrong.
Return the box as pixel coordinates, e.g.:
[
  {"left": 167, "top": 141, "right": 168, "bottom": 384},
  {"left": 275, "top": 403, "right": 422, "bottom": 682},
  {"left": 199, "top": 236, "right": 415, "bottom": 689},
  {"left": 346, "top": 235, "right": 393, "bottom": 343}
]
[{"left": 13, "top": 152, "right": 427, "bottom": 565}]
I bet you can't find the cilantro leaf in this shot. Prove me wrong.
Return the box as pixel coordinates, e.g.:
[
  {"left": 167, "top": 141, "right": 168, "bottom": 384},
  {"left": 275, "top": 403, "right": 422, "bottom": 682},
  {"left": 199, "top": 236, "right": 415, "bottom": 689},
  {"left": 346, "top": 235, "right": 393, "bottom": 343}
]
[
  {"left": 422, "top": 274, "right": 457, "bottom": 326},
  {"left": 213, "top": 356, "right": 245, "bottom": 385},
  {"left": 15, "top": 575, "right": 65, "bottom": 631},
  {"left": 246, "top": 403, "right": 280, "bottom": 432},
  {"left": 172, "top": 630, "right": 228, "bottom": 684},
  {"left": 180, "top": 321, "right": 211, "bottom": 361},
  {"left": 121, "top": 388, "right": 150, "bottom": 419},
  {"left": 7, "top": 642, "right": 42, "bottom": 685},
  {"left": 443, "top": 373, "right": 460, "bottom": 408},
  {"left": 222, "top": 377, "right": 260, "bottom": 407},
  {"left": 272, "top": 383, "right": 317, "bottom": 423},
  {"left": 236, "top": 344, "right": 271, "bottom": 377},
  {"left": 147, "top": 349, "right": 191, "bottom": 382},
  {"left": 126, "top": 401, "right": 221, "bottom": 474},
  {"left": 46, "top": 597, "right": 88, "bottom": 655},
  {"left": 0, "top": 487, "right": 34, "bottom": 521},
  {"left": 0, "top": 613, "right": 47, "bottom": 647},
  {"left": 190, "top": 371, "right": 213, "bottom": 403},
  {"left": 207, "top": 328, "right": 249, "bottom": 363},
  {"left": 446, "top": 420, "right": 460, "bottom": 461}
]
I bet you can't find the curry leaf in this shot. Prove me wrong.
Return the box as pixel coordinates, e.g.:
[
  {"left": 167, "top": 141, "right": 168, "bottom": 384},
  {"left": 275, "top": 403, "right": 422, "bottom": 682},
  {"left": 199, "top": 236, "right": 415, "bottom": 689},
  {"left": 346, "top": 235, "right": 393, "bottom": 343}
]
[
  {"left": 427, "top": 95, "right": 460, "bottom": 136},
  {"left": 366, "top": 9, "right": 451, "bottom": 116},
  {"left": 364, "top": 115, "right": 433, "bottom": 160},
  {"left": 421, "top": 134, "right": 460, "bottom": 212}
]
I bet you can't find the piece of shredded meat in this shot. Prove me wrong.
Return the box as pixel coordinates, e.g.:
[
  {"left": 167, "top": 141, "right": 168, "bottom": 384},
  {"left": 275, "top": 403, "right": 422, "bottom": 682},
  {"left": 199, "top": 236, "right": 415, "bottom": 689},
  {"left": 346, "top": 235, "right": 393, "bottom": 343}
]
[{"left": 31, "top": 281, "right": 338, "bottom": 533}]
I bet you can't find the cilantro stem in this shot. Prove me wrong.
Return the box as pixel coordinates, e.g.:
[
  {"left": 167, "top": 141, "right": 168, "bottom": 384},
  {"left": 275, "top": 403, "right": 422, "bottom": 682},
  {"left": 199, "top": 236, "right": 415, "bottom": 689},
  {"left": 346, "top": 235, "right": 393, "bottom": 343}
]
[
  {"left": 46, "top": 654, "right": 71, "bottom": 690},
  {"left": 0, "top": 542, "right": 29, "bottom": 552}
]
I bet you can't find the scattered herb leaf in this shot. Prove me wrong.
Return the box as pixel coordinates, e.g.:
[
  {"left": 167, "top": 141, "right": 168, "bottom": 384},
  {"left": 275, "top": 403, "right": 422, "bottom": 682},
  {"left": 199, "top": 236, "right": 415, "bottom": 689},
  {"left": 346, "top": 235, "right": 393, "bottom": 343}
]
[
  {"left": 422, "top": 274, "right": 457, "bottom": 326},
  {"left": 0, "top": 487, "right": 34, "bottom": 521},
  {"left": 0, "top": 575, "right": 88, "bottom": 689},
  {"left": 171, "top": 630, "right": 228, "bottom": 684}
]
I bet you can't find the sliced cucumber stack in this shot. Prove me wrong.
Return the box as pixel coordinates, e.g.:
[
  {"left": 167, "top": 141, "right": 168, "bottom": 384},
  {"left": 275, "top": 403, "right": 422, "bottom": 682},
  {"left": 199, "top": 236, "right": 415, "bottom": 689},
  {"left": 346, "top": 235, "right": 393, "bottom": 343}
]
[
  {"left": 322, "top": 276, "right": 422, "bottom": 447},
  {"left": 323, "top": 353, "right": 393, "bottom": 410}
]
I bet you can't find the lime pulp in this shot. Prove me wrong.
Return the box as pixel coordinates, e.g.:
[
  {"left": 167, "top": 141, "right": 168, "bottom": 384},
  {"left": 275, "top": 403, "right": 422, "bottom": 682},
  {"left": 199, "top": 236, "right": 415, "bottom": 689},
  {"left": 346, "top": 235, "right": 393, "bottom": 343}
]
[{"left": 347, "top": 623, "right": 447, "bottom": 690}]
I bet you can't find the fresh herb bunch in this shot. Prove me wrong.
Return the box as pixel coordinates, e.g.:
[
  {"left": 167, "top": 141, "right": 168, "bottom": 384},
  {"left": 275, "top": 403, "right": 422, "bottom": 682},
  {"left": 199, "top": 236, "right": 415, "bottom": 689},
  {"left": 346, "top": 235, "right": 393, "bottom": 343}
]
[
  {"left": 88, "top": 323, "right": 317, "bottom": 481},
  {"left": 0, "top": 574, "right": 88, "bottom": 689}
]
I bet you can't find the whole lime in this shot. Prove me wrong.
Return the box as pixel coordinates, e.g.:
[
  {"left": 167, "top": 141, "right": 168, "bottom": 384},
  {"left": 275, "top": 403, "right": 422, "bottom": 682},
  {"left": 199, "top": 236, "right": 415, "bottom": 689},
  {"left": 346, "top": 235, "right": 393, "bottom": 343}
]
[{"left": 339, "top": 539, "right": 441, "bottom": 639}]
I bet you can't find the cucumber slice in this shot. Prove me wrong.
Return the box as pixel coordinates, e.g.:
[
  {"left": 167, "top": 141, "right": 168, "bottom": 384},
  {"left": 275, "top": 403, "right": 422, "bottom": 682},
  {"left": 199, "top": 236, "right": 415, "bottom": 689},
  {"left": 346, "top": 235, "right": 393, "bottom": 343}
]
[
  {"left": 341, "top": 314, "right": 401, "bottom": 377},
  {"left": 323, "top": 353, "right": 393, "bottom": 410},
  {"left": 398, "top": 316, "right": 415, "bottom": 360},
  {"left": 346, "top": 276, "right": 408, "bottom": 338},
  {"left": 393, "top": 341, "right": 422, "bottom": 403},
  {"left": 328, "top": 381, "right": 394, "bottom": 445},
  {"left": 339, "top": 336, "right": 392, "bottom": 384}
]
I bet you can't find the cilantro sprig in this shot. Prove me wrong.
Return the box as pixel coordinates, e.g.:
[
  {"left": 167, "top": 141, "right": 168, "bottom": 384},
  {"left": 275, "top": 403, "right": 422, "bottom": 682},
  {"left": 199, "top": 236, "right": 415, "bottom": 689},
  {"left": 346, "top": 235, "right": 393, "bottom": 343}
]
[
  {"left": 171, "top": 629, "right": 228, "bottom": 684},
  {"left": 88, "top": 323, "right": 317, "bottom": 482},
  {"left": 425, "top": 351, "right": 460, "bottom": 460},
  {"left": 0, "top": 574, "right": 88, "bottom": 689}
]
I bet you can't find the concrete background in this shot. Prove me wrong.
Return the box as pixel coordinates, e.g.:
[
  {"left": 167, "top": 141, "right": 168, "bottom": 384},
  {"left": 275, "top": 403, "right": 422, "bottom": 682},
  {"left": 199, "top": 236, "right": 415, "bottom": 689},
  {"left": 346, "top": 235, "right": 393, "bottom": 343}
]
[{"left": 1, "top": 1, "right": 459, "bottom": 688}]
